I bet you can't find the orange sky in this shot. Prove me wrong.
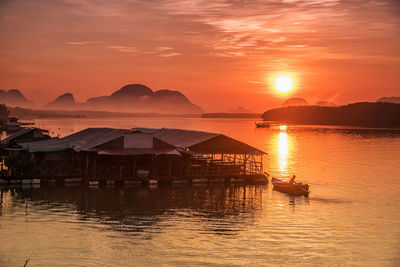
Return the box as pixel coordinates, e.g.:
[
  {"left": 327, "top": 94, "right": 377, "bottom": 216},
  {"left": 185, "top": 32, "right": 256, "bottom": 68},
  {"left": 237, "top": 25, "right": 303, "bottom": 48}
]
[{"left": 0, "top": 0, "right": 399, "bottom": 112}]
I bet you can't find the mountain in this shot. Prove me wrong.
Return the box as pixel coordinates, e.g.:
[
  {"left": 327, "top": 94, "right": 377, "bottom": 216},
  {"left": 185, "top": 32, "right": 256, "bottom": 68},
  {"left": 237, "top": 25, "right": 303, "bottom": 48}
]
[
  {"left": 85, "top": 84, "right": 202, "bottom": 114},
  {"left": 316, "top": 101, "right": 336, "bottom": 106},
  {"left": 377, "top": 97, "right": 400, "bottom": 104},
  {"left": 262, "top": 102, "right": 400, "bottom": 128},
  {"left": 0, "top": 89, "right": 33, "bottom": 107},
  {"left": 110, "top": 84, "right": 153, "bottom": 99},
  {"left": 282, "top": 97, "right": 308, "bottom": 107},
  {"left": 46, "top": 93, "right": 77, "bottom": 109},
  {"left": 224, "top": 106, "right": 252, "bottom": 113}
]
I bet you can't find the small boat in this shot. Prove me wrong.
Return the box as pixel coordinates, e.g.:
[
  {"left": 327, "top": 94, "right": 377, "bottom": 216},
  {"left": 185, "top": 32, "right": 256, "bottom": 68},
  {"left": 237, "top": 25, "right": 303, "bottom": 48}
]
[
  {"left": 255, "top": 121, "right": 270, "bottom": 128},
  {"left": 271, "top": 177, "right": 310, "bottom": 196}
]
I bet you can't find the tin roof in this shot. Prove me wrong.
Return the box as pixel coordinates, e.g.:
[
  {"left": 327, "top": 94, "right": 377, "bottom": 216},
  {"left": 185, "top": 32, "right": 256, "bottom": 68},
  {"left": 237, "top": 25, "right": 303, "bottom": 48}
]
[
  {"left": 135, "top": 127, "right": 265, "bottom": 155},
  {"left": 97, "top": 148, "right": 182, "bottom": 156},
  {"left": 61, "top": 128, "right": 130, "bottom": 151},
  {"left": 17, "top": 138, "right": 71, "bottom": 152},
  {"left": 9, "top": 127, "right": 265, "bottom": 155},
  {"left": 1, "top": 127, "right": 46, "bottom": 143}
]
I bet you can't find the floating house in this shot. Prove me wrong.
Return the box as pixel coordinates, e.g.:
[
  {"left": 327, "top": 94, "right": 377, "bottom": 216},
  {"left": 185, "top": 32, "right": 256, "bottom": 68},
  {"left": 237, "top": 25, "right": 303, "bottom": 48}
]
[
  {"left": 1, "top": 127, "right": 50, "bottom": 144},
  {"left": 5, "top": 117, "right": 23, "bottom": 132},
  {"left": 0, "top": 127, "right": 267, "bottom": 185}
]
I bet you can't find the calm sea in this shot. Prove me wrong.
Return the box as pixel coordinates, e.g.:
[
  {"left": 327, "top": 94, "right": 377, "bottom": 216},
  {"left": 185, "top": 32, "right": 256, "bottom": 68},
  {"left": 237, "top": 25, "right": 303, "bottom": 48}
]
[{"left": 1, "top": 117, "right": 400, "bottom": 266}]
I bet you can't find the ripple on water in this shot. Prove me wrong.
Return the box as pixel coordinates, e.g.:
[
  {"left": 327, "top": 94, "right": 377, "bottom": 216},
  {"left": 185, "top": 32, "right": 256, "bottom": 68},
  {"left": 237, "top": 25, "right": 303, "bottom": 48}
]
[{"left": 1, "top": 121, "right": 400, "bottom": 266}]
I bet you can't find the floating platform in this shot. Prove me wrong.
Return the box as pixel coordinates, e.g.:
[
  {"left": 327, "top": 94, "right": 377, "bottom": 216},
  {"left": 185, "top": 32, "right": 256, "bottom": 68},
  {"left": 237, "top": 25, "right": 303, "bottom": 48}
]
[{"left": 0, "top": 173, "right": 268, "bottom": 188}]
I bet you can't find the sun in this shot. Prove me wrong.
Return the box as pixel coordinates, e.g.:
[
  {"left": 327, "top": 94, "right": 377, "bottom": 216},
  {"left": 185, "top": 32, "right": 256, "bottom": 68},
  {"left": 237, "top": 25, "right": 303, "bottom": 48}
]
[{"left": 274, "top": 75, "right": 294, "bottom": 93}]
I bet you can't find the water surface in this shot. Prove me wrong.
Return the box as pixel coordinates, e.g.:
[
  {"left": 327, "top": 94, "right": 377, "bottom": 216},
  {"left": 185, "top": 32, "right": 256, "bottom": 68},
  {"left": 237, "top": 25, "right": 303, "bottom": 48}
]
[{"left": 1, "top": 117, "right": 400, "bottom": 266}]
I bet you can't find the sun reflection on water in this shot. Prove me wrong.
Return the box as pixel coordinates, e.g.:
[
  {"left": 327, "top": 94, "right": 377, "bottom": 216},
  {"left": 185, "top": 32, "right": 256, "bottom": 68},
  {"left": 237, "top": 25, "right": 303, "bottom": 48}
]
[{"left": 278, "top": 132, "right": 289, "bottom": 173}]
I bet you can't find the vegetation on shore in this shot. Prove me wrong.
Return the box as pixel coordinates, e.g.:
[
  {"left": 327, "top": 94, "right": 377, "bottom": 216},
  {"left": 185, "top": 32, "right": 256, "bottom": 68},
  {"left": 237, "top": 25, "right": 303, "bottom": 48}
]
[
  {"left": 7, "top": 106, "right": 200, "bottom": 118},
  {"left": 261, "top": 102, "right": 400, "bottom": 128},
  {"left": 201, "top": 113, "right": 261, "bottom": 118},
  {"left": 0, "top": 103, "right": 10, "bottom": 117}
]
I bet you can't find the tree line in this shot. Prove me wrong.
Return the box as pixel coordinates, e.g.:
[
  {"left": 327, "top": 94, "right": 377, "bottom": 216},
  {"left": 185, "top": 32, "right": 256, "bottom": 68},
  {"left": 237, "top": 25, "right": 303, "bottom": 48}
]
[{"left": 261, "top": 102, "right": 400, "bottom": 128}]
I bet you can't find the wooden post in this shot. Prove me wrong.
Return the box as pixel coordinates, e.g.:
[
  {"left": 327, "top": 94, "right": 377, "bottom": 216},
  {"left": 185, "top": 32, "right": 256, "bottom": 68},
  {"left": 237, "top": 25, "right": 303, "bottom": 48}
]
[
  {"left": 85, "top": 153, "right": 89, "bottom": 176},
  {"left": 132, "top": 156, "right": 136, "bottom": 179},
  {"left": 93, "top": 154, "right": 97, "bottom": 179},
  {"left": 152, "top": 155, "right": 156, "bottom": 178},
  {"left": 243, "top": 155, "right": 247, "bottom": 175},
  {"left": 168, "top": 156, "right": 172, "bottom": 178}
]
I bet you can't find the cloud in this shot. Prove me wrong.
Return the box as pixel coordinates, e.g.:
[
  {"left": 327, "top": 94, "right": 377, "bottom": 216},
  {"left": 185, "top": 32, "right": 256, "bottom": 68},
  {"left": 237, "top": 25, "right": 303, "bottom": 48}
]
[
  {"left": 144, "top": 46, "right": 173, "bottom": 54},
  {"left": 155, "top": 0, "right": 400, "bottom": 62},
  {"left": 211, "top": 51, "right": 245, "bottom": 57},
  {"left": 108, "top": 45, "right": 179, "bottom": 56},
  {"left": 107, "top": 45, "right": 136, "bottom": 53},
  {"left": 159, "top": 52, "right": 182, "bottom": 57},
  {"left": 66, "top": 41, "right": 102, "bottom": 45},
  {"left": 156, "top": 46, "right": 173, "bottom": 52},
  {"left": 248, "top": 80, "right": 265, "bottom": 84}
]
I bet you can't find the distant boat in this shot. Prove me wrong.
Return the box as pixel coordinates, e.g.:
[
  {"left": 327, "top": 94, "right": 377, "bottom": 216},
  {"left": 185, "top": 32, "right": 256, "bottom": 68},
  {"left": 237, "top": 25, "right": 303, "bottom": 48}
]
[
  {"left": 271, "top": 177, "right": 310, "bottom": 196},
  {"left": 255, "top": 121, "right": 270, "bottom": 128}
]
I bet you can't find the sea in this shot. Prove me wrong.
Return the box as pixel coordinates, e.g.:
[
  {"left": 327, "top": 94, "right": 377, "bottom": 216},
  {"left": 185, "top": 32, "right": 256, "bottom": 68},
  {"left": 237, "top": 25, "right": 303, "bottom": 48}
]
[{"left": 1, "top": 117, "right": 400, "bottom": 266}]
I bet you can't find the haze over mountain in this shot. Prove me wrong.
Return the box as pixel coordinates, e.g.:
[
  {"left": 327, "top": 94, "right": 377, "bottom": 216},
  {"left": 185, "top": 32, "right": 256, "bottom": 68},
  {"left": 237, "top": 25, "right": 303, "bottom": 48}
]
[
  {"left": 46, "top": 93, "right": 77, "bottom": 110},
  {"left": 0, "top": 84, "right": 202, "bottom": 114},
  {"left": 282, "top": 98, "right": 309, "bottom": 107},
  {"left": 316, "top": 101, "right": 336, "bottom": 107},
  {"left": 43, "top": 84, "right": 202, "bottom": 114},
  {"left": 84, "top": 84, "right": 202, "bottom": 113},
  {"left": 0, "top": 89, "right": 33, "bottom": 107},
  {"left": 377, "top": 97, "right": 400, "bottom": 104}
]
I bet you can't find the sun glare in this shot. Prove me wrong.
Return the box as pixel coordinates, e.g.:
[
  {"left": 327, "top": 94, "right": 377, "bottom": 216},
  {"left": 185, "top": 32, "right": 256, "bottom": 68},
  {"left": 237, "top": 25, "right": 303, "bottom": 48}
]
[{"left": 274, "top": 75, "right": 294, "bottom": 93}]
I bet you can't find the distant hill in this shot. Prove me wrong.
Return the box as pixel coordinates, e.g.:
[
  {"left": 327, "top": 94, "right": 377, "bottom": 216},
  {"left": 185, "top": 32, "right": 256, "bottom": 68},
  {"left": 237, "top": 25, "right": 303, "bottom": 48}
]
[
  {"left": 85, "top": 84, "right": 202, "bottom": 114},
  {"left": 202, "top": 113, "right": 261, "bottom": 118},
  {"left": 224, "top": 106, "right": 252, "bottom": 113},
  {"left": 377, "top": 97, "right": 400, "bottom": 104},
  {"left": 316, "top": 101, "right": 335, "bottom": 107},
  {"left": 46, "top": 93, "right": 77, "bottom": 109},
  {"left": 42, "top": 84, "right": 202, "bottom": 114},
  {"left": 0, "top": 89, "right": 33, "bottom": 107},
  {"left": 282, "top": 97, "right": 308, "bottom": 107},
  {"left": 9, "top": 106, "right": 200, "bottom": 119},
  {"left": 262, "top": 102, "right": 400, "bottom": 128}
]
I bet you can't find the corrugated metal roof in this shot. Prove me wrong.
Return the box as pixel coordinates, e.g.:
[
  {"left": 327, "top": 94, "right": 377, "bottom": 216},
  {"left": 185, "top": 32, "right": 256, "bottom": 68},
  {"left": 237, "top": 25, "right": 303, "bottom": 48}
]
[
  {"left": 98, "top": 148, "right": 182, "bottom": 156},
  {"left": 188, "top": 134, "right": 265, "bottom": 155},
  {"left": 22, "top": 127, "right": 266, "bottom": 155},
  {"left": 150, "top": 128, "right": 264, "bottom": 155},
  {"left": 18, "top": 138, "right": 71, "bottom": 152},
  {"left": 151, "top": 128, "right": 219, "bottom": 148},
  {"left": 131, "top": 127, "right": 160, "bottom": 134},
  {"left": 1, "top": 127, "right": 39, "bottom": 143},
  {"left": 61, "top": 128, "right": 130, "bottom": 151}
]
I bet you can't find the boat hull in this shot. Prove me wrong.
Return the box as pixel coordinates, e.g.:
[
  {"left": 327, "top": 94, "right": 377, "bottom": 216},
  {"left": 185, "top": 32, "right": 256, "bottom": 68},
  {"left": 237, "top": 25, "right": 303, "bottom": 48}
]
[
  {"left": 271, "top": 178, "right": 309, "bottom": 196},
  {"left": 255, "top": 122, "right": 270, "bottom": 128}
]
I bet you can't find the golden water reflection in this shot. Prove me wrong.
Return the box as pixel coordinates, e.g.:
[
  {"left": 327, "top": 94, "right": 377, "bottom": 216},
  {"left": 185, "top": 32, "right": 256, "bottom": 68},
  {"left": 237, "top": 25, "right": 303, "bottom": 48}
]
[
  {"left": 279, "top": 125, "right": 287, "bottom": 131},
  {"left": 269, "top": 127, "right": 294, "bottom": 177},
  {"left": 278, "top": 132, "right": 289, "bottom": 173}
]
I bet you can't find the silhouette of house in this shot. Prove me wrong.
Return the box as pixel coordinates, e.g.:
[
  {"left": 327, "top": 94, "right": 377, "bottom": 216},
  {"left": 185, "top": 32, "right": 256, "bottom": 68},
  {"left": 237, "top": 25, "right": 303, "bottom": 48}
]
[
  {"left": 1, "top": 127, "right": 267, "bottom": 182},
  {"left": 1, "top": 127, "right": 50, "bottom": 144}
]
